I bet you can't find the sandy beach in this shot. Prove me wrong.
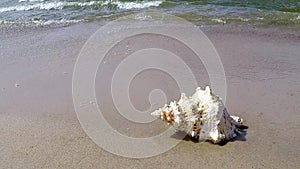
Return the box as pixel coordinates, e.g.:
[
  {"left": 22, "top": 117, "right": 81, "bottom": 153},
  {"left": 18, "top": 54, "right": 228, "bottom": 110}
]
[{"left": 0, "top": 22, "right": 299, "bottom": 168}]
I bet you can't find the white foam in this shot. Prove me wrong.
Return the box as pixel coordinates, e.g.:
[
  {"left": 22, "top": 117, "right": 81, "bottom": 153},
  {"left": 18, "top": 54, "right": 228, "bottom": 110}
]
[
  {"left": 74, "top": 1, "right": 97, "bottom": 7},
  {"left": 112, "top": 1, "right": 163, "bottom": 10},
  {"left": 0, "top": 18, "right": 83, "bottom": 26},
  {"left": 211, "top": 18, "right": 226, "bottom": 24},
  {"left": 0, "top": 0, "right": 163, "bottom": 13},
  {"left": 38, "top": 19, "right": 83, "bottom": 25},
  {"left": 0, "top": 1, "right": 100, "bottom": 13},
  {"left": 0, "top": 2, "right": 65, "bottom": 12},
  {"left": 19, "top": 0, "right": 44, "bottom": 2},
  {"left": 239, "top": 17, "right": 250, "bottom": 22},
  {"left": 256, "top": 17, "right": 264, "bottom": 20}
]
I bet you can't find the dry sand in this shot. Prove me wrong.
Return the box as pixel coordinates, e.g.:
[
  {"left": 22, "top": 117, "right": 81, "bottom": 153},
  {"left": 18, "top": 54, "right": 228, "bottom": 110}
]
[{"left": 0, "top": 23, "right": 299, "bottom": 168}]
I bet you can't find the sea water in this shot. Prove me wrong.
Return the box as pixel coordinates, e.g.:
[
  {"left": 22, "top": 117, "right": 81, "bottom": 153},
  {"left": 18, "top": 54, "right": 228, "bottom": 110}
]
[{"left": 0, "top": 0, "right": 299, "bottom": 27}]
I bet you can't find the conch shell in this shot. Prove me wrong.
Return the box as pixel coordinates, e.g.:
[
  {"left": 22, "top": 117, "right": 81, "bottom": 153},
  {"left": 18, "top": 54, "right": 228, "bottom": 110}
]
[{"left": 151, "top": 86, "right": 243, "bottom": 144}]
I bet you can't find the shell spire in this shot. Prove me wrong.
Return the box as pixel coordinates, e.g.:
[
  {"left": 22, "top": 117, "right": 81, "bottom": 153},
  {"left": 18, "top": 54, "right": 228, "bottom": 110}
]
[{"left": 151, "top": 86, "right": 244, "bottom": 144}]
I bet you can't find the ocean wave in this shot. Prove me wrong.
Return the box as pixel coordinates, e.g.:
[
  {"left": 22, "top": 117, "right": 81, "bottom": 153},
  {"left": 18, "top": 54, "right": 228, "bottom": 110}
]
[
  {"left": 0, "top": 18, "right": 83, "bottom": 27},
  {"left": 111, "top": 1, "right": 162, "bottom": 10},
  {"left": 0, "top": 2, "right": 65, "bottom": 12},
  {"left": 19, "top": 0, "right": 45, "bottom": 2},
  {"left": 211, "top": 18, "right": 226, "bottom": 24},
  {"left": 35, "top": 18, "right": 83, "bottom": 25},
  {"left": 1, "top": 0, "right": 298, "bottom": 28},
  {"left": 0, "top": 0, "right": 163, "bottom": 13}
]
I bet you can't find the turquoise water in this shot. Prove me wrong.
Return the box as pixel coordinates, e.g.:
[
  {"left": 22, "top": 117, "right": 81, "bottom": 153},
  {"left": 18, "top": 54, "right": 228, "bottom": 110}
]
[{"left": 0, "top": 0, "right": 299, "bottom": 27}]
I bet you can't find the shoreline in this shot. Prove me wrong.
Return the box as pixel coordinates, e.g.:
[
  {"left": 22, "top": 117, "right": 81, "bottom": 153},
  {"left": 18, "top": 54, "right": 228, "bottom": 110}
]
[
  {"left": 1, "top": 20, "right": 300, "bottom": 41},
  {"left": 0, "top": 22, "right": 299, "bottom": 168}
]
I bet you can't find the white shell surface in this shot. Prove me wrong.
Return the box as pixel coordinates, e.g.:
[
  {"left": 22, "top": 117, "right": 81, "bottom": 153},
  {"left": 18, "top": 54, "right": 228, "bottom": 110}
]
[{"left": 151, "top": 86, "right": 243, "bottom": 143}]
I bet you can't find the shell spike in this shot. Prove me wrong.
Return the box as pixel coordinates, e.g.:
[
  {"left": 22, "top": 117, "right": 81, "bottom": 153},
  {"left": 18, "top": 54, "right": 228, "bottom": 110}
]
[
  {"left": 180, "top": 93, "right": 187, "bottom": 100},
  {"left": 205, "top": 86, "right": 211, "bottom": 92}
]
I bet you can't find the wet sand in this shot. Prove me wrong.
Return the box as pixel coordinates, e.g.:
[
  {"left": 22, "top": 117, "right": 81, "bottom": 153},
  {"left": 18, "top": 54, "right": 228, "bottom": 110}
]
[{"left": 0, "top": 23, "right": 299, "bottom": 168}]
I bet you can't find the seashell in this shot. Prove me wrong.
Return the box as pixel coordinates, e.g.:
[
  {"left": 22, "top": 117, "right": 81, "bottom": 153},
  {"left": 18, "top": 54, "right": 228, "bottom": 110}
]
[{"left": 151, "top": 86, "right": 244, "bottom": 144}]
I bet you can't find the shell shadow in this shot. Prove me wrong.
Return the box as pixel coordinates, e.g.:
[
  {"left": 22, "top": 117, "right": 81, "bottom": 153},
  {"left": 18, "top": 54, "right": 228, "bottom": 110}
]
[
  {"left": 219, "top": 125, "right": 248, "bottom": 146},
  {"left": 171, "top": 125, "right": 248, "bottom": 145}
]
